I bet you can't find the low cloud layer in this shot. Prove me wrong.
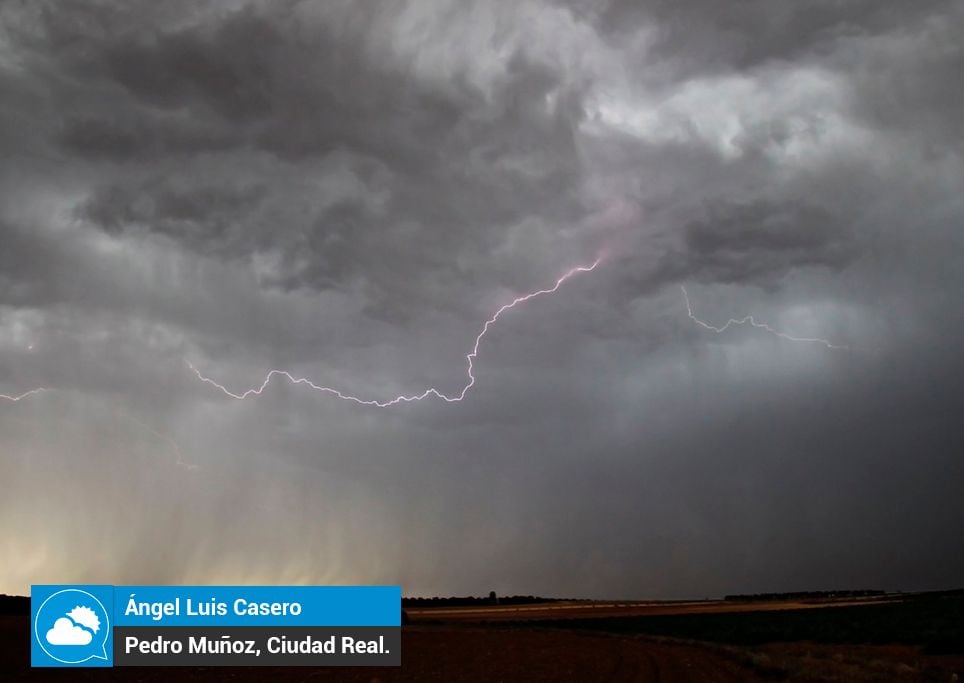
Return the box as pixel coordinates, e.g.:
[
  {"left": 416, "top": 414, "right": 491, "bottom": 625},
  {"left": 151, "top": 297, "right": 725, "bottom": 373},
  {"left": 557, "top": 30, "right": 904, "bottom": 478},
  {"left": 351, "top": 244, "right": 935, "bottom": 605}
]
[{"left": 1, "top": 0, "right": 962, "bottom": 598}]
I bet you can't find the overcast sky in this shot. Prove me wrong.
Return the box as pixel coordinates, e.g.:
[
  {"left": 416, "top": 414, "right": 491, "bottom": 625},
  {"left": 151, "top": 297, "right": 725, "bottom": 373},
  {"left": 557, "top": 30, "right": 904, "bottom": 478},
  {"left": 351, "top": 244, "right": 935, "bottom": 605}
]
[{"left": 1, "top": 1, "right": 962, "bottom": 599}]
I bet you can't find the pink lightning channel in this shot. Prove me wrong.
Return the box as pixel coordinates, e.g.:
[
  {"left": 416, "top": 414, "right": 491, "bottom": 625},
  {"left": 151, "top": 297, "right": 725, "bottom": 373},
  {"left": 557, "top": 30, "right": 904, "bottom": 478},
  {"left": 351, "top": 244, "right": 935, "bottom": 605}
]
[
  {"left": 188, "top": 258, "right": 603, "bottom": 406},
  {"left": 680, "top": 285, "right": 848, "bottom": 350}
]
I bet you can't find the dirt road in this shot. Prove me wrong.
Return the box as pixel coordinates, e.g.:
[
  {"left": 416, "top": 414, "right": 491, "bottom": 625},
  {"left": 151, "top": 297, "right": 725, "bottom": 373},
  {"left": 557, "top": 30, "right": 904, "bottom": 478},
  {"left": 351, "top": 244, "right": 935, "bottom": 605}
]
[{"left": 406, "top": 597, "right": 897, "bottom": 622}]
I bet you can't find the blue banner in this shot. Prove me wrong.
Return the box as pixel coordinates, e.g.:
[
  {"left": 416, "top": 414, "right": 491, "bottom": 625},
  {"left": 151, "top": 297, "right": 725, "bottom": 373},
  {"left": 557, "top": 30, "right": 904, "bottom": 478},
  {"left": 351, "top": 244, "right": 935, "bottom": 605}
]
[
  {"left": 115, "top": 586, "right": 401, "bottom": 627},
  {"left": 32, "top": 585, "right": 401, "bottom": 668}
]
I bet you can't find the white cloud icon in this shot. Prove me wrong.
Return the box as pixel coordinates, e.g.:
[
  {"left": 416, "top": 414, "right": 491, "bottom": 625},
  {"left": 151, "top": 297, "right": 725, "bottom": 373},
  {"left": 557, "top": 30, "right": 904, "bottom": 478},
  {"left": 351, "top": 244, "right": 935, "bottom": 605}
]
[{"left": 46, "top": 617, "right": 93, "bottom": 646}]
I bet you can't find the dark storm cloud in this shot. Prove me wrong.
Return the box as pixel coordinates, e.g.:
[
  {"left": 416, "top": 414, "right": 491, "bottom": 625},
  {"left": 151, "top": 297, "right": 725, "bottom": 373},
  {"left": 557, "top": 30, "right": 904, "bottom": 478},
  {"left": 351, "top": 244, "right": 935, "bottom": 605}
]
[
  {"left": 1, "top": 0, "right": 962, "bottom": 598},
  {"left": 591, "top": 0, "right": 955, "bottom": 74},
  {"left": 680, "top": 200, "right": 857, "bottom": 286},
  {"left": 80, "top": 180, "right": 269, "bottom": 255},
  {"left": 58, "top": 114, "right": 238, "bottom": 161},
  {"left": 30, "top": 2, "right": 589, "bottom": 313}
]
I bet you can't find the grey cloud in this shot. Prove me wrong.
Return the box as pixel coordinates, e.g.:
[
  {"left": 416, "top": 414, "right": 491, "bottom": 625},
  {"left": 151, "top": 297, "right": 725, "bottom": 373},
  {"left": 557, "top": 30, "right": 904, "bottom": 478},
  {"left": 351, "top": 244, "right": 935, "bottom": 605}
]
[
  {"left": 57, "top": 113, "right": 237, "bottom": 161},
  {"left": 680, "top": 200, "right": 857, "bottom": 285},
  {"left": 590, "top": 0, "right": 955, "bottom": 74},
  {"left": 79, "top": 180, "right": 269, "bottom": 256},
  {"left": 1, "top": 0, "right": 962, "bottom": 599},
  {"left": 38, "top": 4, "right": 590, "bottom": 312},
  {"left": 102, "top": 9, "right": 282, "bottom": 122}
]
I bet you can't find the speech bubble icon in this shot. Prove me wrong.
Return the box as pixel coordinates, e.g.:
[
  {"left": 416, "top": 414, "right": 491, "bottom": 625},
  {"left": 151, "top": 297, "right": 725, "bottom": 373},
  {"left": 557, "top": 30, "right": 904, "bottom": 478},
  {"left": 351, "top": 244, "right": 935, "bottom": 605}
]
[
  {"left": 34, "top": 588, "right": 111, "bottom": 665},
  {"left": 94, "top": 615, "right": 109, "bottom": 662}
]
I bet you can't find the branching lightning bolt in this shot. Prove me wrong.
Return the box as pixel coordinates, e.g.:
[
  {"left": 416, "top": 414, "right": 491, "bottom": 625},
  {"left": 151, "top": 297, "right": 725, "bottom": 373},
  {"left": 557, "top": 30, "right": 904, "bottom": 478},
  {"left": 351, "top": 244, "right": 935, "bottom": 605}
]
[
  {"left": 681, "top": 285, "right": 847, "bottom": 350},
  {"left": 0, "top": 383, "right": 197, "bottom": 471},
  {"left": 0, "top": 387, "right": 46, "bottom": 402},
  {"left": 2, "top": 265, "right": 849, "bottom": 413},
  {"left": 188, "top": 259, "right": 602, "bottom": 406}
]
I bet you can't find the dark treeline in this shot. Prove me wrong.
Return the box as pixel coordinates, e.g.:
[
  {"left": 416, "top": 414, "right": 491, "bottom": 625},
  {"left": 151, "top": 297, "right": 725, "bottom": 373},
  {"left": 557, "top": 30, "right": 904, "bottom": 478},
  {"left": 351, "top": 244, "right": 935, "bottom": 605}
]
[
  {"left": 0, "top": 594, "right": 29, "bottom": 615},
  {"left": 725, "top": 589, "right": 885, "bottom": 602},
  {"left": 402, "top": 595, "right": 560, "bottom": 607}
]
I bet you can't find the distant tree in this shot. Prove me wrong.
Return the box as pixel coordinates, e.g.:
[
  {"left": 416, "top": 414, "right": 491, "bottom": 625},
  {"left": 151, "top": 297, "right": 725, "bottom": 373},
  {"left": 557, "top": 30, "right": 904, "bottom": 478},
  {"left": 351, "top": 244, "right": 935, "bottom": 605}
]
[{"left": 488, "top": 590, "right": 498, "bottom": 605}]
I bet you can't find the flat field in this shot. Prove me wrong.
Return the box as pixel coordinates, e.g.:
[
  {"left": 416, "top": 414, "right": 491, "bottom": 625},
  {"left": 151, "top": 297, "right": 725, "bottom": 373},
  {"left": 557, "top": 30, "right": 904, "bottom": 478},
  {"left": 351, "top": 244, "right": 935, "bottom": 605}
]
[{"left": 4, "top": 593, "right": 962, "bottom": 681}]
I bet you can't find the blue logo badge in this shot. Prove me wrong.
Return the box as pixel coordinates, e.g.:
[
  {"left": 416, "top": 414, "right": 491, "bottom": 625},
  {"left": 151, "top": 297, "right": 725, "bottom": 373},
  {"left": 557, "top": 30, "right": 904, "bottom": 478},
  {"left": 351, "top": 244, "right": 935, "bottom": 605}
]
[{"left": 32, "top": 585, "right": 113, "bottom": 667}]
